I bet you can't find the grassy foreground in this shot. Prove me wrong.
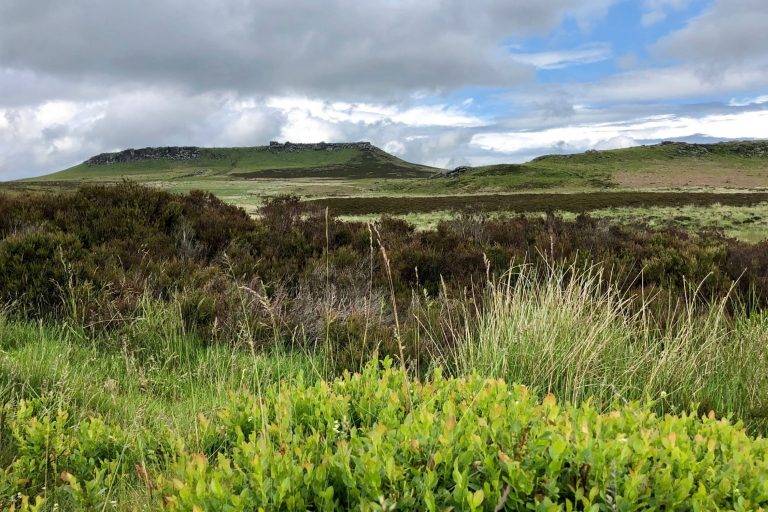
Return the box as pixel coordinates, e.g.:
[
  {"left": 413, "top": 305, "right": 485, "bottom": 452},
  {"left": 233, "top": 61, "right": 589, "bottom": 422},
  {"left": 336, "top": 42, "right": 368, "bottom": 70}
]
[
  {"left": 5, "top": 364, "right": 768, "bottom": 511},
  {"left": 2, "top": 184, "right": 768, "bottom": 509},
  {"left": 2, "top": 267, "right": 768, "bottom": 510}
]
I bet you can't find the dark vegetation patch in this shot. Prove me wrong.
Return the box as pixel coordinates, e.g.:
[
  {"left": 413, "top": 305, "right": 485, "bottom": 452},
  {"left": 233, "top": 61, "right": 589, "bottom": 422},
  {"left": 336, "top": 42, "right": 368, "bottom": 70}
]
[
  {"left": 308, "top": 191, "right": 768, "bottom": 215},
  {"left": 231, "top": 147, "right": 436, "bottom": 179},
  {"left": 1, "top": 184, "right": 767, "bottom": 361}
]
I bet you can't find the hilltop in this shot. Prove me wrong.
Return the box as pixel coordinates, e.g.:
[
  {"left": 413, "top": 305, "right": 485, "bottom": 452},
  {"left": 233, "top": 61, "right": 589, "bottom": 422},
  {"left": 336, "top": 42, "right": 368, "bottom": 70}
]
[{"left": 38, "top": 141, "right": 439, "bottom": 182}]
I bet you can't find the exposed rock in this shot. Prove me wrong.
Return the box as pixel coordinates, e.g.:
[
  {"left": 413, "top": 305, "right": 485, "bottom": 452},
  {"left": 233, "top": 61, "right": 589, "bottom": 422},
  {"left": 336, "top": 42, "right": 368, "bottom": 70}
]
[
  {"left": 85, "top": 141, "right": 378, "bottom": 165},
  {"left": 86, "top": 147, "right": 202, "bottom": 165},
  {"left": 676, "top": 140, "right": 768, "bottom": 158},
  {"left": 531, "top": 140, "right": 768, "bottom": 162},
  {"left": 670, "top": 142, "right": 710, "bottom": 157},
  {"left": 266, "top": 141, "right": 374, "bottom": 153},
  {"left": 443, "top": 165, "right": 472, "bottom": 178},
  {"left": 658, "top": 140, "right": 768, "bottom": 157}
]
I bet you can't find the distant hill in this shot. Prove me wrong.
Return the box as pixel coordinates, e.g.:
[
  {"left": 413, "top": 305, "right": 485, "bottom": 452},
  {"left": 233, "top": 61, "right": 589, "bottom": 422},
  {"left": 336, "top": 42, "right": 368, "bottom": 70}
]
[
  {"left": 429, "top": 140, "right": 768, "bottom": 192},
  {"left": 19, "top": 140, "right": 768, "bottom": 197},
  {"left": 37, "top": 141, "right": 439, "bottom": 182}
]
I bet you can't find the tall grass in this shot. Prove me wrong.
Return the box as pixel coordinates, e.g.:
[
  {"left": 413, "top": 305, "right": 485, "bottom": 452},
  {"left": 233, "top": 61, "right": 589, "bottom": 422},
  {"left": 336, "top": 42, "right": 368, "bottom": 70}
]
[
  {"left": 441, "top": 264, "right": 768, "bottom": 430},
  {"left": 0, "top": 302, "right": 332, "bottom": 509},
  {"left": 3, "top": 264, "right": 768, "bottom": 436},
  {"left": 2, "top": 265, "right": 768, "bottom": 509},
  {"left": 0, "top": 300, "right": 326, "bottom": 442}
]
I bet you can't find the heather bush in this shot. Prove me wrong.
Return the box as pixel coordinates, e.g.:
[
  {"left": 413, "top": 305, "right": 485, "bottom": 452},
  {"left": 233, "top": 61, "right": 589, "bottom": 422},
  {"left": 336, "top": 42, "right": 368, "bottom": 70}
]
[
  {"left": 1, "top": 183, "right": 767, "bottom": 347},
  {"left": 0, "top": 229, "right": 83, "bottom": 313}
]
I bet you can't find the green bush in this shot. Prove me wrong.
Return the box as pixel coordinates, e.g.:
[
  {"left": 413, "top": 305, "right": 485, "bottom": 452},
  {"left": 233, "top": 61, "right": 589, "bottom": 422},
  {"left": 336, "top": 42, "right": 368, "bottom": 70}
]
[
  {"left": 4, "top": 363, "right": 768, "bottom": 510},
  {"left": 1, "top": 399, "right": 139, "bottom": 511},
  {"left": 164, "top": 362, "right": 768, "bottom": 511}
]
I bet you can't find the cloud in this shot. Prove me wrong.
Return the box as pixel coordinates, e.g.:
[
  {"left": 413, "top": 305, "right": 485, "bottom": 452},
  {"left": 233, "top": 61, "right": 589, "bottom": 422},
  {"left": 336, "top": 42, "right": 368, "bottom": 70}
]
[
  {"left": 0, "top": 0, "right": 618, "bottom": 99},
  {"left": 265, "top": 97, "right": 484, "bottom": 128},
  {"left": 470, "top": 108, "right": 768, "bottom": 156},
  {"left": 575, "top": 64, "right": 768, "bottom": 104},
  {"left": 653, "top": 0, "right": 768, "bottom": 70},
  {"left": 0, "top": 88, "right": 490, "bottom": 178},
  {"left": 509, "top": 43, "right": 612, "bottom": 70},
  {"left": 0, "top": 89, "right": 287, "bottom": 179},
  {"left": 641, "top": 0, "right": 692, "bottom": 26},
  {"left": 729, "top": 95, "right": 768, "bottom": 107}
]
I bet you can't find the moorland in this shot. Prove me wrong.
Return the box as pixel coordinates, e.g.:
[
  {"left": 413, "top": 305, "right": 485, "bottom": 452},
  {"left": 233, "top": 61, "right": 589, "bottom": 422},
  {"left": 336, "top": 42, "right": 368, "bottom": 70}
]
[{"left": 1, "top": 140, "right": 768, "bottom": 510}]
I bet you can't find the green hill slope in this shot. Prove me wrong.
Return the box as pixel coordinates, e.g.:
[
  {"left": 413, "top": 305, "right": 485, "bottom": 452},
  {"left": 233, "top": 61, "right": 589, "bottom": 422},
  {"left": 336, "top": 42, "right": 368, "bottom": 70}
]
[
  {"left": 421, "top": 140, "right": 768, "bottom": 192},
  {"left": 16, "top": 140, "right": 768, "bottom": 208},
  {"left": 39, "top": 141, "right": 439, "bottom": 182}
]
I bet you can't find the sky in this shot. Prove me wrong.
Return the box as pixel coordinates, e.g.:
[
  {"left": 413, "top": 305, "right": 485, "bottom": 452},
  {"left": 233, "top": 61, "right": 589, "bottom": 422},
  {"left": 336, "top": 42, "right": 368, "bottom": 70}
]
[{"left": 1, "top": 0, "right": 768, "bottom": 179}]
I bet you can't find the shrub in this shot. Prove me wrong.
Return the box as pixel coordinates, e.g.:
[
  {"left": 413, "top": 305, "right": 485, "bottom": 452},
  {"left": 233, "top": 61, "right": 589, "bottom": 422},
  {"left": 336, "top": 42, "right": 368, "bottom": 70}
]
[
  {"left": 164, "top": 362, "right": 768, "bottom": 511},
  {"left": 1, "top": 399, "right": 138, "bottom": 511},
  {"left": 1, "top": 184, "right": 767, "bottom": 348},
  {"left": 0, "top": 230, "right": 83, "bottom": 313},
  {"left": 4, "top": 364, "right": 768, "bottom": 510}
]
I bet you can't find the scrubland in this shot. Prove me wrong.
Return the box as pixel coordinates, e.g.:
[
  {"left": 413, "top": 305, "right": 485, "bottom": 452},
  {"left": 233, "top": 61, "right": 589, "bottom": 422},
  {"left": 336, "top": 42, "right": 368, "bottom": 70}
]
[{"left": 1, "top": 184, "right": 768, "bottom": 510}]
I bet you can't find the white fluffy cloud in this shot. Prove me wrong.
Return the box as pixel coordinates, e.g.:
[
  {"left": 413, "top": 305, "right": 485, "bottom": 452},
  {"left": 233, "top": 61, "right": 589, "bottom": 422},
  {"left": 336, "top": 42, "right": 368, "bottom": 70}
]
[
  {"left": 653, "top": 0, "right": 768, "bottom": 70},
  {"left": 265, "top": 98, "right": 484, "bottom": 129},
  {"left": 730, "top": 95, "right": 768, "bottom": 107},
  {"left": 576, "top": 65, "right": 768, "bottom": 104},
  {"left": 471, "top": 109, "right": 768, "bottom": 156}
]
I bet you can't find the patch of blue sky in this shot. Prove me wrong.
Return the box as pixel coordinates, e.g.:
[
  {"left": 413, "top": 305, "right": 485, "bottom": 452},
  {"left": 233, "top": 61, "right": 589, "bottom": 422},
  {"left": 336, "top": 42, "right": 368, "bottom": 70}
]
[{"left": 506, "top": 0, "right": 713, "bottom": 85}]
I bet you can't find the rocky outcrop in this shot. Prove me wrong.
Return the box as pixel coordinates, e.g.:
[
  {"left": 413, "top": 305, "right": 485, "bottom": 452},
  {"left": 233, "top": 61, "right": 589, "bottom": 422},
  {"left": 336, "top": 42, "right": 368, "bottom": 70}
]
[
  {"left": 443, "top": 165, "right": 472, "bottom": 178},
  {"left": 267, "top": 141, "right": 374, "bottom": 153},
  {"left": 531, "top": 140, "right": 768, "bottom": 162},
  {"left": 665, "top": 140, "right": 768, "bottom": 158},
  {"left": 86, "top": 147, "right": 202, "bottom": 165},
  {"left": 85, "top": 141, "right": 377, "bottom": 165}
]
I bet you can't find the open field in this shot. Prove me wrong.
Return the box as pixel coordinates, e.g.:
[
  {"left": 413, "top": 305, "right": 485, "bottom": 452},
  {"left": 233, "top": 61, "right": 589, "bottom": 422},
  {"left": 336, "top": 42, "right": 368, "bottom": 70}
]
[
  {"left": 340, "top": 202, "right": 768, "bottom": 242},
  {"left": 309, "top": 191, "right": 768, "bottom": 215}
]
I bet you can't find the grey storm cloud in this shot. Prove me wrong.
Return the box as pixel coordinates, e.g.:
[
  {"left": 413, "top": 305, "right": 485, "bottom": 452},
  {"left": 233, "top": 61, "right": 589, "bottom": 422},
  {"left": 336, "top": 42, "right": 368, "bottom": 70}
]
[
  {"left": 653, "top": 0, "right": 768, "bottom": 68},
  {"left": 0, "top": 0, "right": 608, "bottom": 99}
]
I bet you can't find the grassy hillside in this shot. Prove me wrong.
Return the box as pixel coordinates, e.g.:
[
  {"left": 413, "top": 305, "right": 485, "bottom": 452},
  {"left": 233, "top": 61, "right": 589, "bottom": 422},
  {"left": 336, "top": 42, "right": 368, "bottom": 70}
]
[
  {"left": 38, "top": 142, "right": 438, "bottom": 183},
  {"left": 385, "top": 140, "right": 768, "bottom": 194},
  {"left": 27, "top": 140, "right": 768, "bottom": 193}
]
